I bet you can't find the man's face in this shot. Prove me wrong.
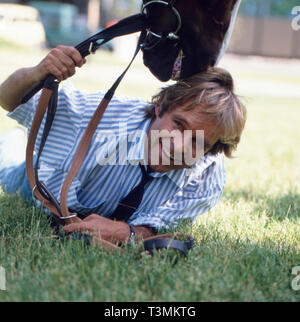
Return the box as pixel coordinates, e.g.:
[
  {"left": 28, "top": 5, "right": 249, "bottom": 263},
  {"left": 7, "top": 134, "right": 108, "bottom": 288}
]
[{"left": 146, "top": 102, "right": 216, "bottom": 173}]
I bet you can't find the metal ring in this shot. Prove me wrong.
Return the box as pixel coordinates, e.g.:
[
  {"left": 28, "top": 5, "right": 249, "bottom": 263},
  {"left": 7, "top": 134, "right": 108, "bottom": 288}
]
[
  {"left": 32, "top": 185, "right": 37, "bottom": 200},
  {"left": 60, "top": 213, "right": 78, "bottom": 220},
  {"left": 142, "top": 0, "right": 170, "bottom": 13},
  {"left": 141, "top": 0, "right": 182, "bottom": 39},
  {"left": 146, "top": 29, "right": 179, "bottom": 40}
]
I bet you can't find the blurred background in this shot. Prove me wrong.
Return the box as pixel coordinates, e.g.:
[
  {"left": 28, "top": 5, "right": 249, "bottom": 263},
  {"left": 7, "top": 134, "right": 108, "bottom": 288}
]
[
  {"left": 0, "top": 0, "right": 299, "bottom": 102},
  {"left": 0, "top": 0, "right": 299, "bottom": 95},
  {"left": 0, "top": 0, "right": 299, "bottom": 56}
]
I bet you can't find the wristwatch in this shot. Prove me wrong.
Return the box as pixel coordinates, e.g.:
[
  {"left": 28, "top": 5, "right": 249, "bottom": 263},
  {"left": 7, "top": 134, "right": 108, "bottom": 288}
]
[{"left": 128, "top": 224, "right": 136, "bottom": 243}]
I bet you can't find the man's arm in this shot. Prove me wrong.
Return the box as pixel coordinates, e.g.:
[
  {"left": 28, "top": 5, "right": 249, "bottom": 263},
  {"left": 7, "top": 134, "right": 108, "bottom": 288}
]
[{"left": 0, "top": 45, "right": 86, "bottom": 112}]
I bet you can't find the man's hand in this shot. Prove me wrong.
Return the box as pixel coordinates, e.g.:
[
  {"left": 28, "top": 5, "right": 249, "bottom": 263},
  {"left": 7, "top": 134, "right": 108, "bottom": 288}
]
[
  {"left": 34, "top": 45, "right": 86, "bottom": 83},
  {"left": 0, "top": 45, "right": 86, "bottom": 112},
  {"left": 63, "top": 214, "right": 131, "bottom": 245},
  {"left": 63, "top": 214, "right": 155, "bottom": 246}
]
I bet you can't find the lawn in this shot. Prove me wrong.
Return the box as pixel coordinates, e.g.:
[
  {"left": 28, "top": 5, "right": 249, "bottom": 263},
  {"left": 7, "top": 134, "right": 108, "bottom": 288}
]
[{"left": 0, "top": 41, "right": 299, "bottom": 302}]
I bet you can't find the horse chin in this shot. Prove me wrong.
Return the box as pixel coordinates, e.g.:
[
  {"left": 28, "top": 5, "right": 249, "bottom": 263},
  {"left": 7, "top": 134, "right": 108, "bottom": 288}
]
[
  {"left": 142, "top": 40, "right": 180, "bottom": 82},
  {"left": 143, "top": 54, "right": 173, "bottom": 82}
]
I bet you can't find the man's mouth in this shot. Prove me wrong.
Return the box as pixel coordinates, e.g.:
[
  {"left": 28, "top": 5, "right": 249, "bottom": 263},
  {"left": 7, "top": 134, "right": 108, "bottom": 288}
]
[{"left": 161, "top": 144, "right": 182, "bottom": 164}]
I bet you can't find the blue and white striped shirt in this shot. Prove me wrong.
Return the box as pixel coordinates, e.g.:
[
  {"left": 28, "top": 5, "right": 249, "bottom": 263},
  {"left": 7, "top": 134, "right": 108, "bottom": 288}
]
[{"left": 9, "top": 82, "right": 226, "bottom": 230}]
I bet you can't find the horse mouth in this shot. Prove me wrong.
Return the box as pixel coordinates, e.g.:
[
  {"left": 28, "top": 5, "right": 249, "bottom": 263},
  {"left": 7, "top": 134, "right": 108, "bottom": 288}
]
[
  {"left": 142, "top": 44, "right": 181, "bottom": 82},
  {"left": 162, "top": 145, "right": 183, "bottom": 163}
]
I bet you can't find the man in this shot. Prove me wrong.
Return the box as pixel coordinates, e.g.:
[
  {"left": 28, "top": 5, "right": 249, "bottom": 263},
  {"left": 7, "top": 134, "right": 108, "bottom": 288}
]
[{"left": 0, "top": 45, "right": 246, "bottom": 246}]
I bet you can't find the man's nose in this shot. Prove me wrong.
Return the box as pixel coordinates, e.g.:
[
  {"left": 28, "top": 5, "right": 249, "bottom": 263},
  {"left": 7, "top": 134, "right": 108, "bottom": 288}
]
[
  {"left": 171, "top": 130, "right": 192, "bottom": 146},
  {"left": 171, "top": 130, "right": 188, "bottom": 155}
]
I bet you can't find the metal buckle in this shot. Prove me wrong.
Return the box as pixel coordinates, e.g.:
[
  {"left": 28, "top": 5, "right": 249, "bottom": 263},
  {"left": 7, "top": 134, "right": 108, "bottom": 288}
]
[
  {"left": 32, "top": 185, "right": 77, "bottom": 220},
  {"left": 89, "top": 42, "right": 96, "bottom": 55}
]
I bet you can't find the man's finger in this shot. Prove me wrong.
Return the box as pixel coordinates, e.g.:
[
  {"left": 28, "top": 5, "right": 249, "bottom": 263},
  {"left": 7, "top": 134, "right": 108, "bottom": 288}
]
[
  {"left": 57, "top": 45, "right": 85, "bottom": 67},
  {"left": 63, "top": 222, "right": 89, "bottom": 233},
  {"left": 63, "top": 220, "right": 101, "bottom": 234},
  {"left": 84, "top": 214, "right": 102, "bottom": 222},
  {"left": 51, "top": 49, "right": 77, "bottom": 76}
]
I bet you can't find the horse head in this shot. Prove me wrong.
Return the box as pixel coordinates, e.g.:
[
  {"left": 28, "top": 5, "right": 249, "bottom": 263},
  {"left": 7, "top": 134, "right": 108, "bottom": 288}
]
[{"left": 141, "top": 0, "right": 240, "bottom": 81}]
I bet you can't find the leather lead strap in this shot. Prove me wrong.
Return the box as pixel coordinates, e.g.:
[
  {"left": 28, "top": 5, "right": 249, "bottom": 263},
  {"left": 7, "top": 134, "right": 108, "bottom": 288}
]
[
  {"left": 59, "top": 98, "right": 111, "bottom": 222},
  {"left": 26, "top": 28, "right": 146, "bottom": 224},
  {"left": 26, "top": 88, "right": 61, "bottom": 216},
  {"left": 60, "top": 31, "right": 146, "bottom": 222}
]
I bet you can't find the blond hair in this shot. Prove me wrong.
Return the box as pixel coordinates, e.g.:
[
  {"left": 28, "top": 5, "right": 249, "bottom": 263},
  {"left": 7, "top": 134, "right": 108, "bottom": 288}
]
[{"left": 145, "top": 67, "right": 247, "bottom": 158}]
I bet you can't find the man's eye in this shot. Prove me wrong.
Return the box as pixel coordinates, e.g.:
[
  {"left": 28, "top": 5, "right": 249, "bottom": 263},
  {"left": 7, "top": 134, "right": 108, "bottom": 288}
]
[{"left": 174, "top": 120, "right": 183, "bottom": 127}]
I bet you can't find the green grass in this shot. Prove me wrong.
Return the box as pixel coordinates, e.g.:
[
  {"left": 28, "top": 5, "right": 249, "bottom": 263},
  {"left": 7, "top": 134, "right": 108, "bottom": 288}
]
[{"left": 0, "top": 42, "right": 300, "bottom": 301}]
